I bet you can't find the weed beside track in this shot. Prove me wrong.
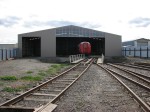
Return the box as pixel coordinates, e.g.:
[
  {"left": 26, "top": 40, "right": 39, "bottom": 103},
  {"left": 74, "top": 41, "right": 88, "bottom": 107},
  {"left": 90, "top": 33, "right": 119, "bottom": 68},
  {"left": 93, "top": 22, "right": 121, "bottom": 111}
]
[{"left": 0, "top": 59, "right": 70, "bottom": 104}]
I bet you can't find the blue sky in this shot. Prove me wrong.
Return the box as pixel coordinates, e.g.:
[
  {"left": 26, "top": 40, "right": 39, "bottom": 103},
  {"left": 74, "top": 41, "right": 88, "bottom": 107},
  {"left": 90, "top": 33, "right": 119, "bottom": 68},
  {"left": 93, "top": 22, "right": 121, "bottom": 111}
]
[{"left": 0, "top": 0, "right": 150, "bottom": 43}]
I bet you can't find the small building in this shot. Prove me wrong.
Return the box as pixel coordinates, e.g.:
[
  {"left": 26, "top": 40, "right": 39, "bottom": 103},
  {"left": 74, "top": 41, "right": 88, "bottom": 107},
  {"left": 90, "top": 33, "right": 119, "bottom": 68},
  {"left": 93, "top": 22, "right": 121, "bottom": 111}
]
[
  {"left": 0, "top": 44, "right": 18, "bottom": 61},
  {"left": 122, "top": 38, "right": 150, "bottom": 58},
  {"left": 0, "top": 44, "right": 18, "bottom": 49},
  {"left": 18, "top": 25, "right": 121, "bottom": 57},
  {"left": 122, "top": 38, "right": 150, "bottom": 47}
]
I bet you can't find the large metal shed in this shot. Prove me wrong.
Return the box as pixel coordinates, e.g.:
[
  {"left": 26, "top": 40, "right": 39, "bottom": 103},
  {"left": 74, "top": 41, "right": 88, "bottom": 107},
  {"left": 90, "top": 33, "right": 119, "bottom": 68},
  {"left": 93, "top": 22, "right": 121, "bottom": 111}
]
[{"left": 18, "top": 25, "right": 121, "bottom": 57}]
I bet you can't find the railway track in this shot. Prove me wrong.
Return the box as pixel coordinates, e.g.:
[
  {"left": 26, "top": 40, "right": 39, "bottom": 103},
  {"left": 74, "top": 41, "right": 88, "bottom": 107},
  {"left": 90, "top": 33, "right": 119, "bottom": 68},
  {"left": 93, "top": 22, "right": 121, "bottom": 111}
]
[
  {"left": 134, "top": 62, "right": 150, "bottom": 66},
  {"left": 115, "top": 63, "right": 150, "bottom": 71},
  {"left": 97, "top": 63, "right": 150, "bottom": 112},
  {"left": 0, "top": 58, "right": 93, "bottom": 112},
  {"left": 108, "top": 63, "right": 150, "bottom": 80},
  {"left": 129, "top": 63, "right": 150, "bottom": 69}
]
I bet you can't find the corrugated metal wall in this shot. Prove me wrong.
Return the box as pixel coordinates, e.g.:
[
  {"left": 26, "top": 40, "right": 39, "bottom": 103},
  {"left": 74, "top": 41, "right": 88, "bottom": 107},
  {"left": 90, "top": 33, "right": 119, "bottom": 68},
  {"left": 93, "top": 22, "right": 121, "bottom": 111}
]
[
  {"left": 18, "top": 29, "right": 56, "bottom": 57},
  {"left": 0, "top": 48, "right": 18, "bottom": 61},
  {"left": 122, "top": 46, "right": 150, "bottom": 58},
  {"left": 19, "top": 26, "right": 122, "bottom": 57}
]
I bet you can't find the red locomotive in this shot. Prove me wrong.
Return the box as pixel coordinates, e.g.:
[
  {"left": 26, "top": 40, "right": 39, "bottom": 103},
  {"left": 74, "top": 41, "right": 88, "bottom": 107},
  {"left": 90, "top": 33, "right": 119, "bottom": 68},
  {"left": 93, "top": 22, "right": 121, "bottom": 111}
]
[{"left": 79, "top": 42, "right": 91, "bottom": 54}]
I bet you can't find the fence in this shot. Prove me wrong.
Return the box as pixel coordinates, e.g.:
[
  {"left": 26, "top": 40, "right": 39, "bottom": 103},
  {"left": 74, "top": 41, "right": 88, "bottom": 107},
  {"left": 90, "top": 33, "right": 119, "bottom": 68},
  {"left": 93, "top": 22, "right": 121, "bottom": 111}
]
[
  {"left": 69, "top": 54, "right": 85, "bottom": 63},
  {"left": 122, "top": 46, "right": 150, "bottom": 58},
  {"left": 0, "top": 48, "right": 18, "bottom": 61}
]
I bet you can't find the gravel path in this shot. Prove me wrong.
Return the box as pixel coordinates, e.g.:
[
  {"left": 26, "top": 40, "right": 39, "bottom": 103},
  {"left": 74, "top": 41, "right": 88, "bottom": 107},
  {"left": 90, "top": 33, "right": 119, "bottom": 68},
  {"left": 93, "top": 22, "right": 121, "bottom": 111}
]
[{"left": 54, "top": 64, "right": 144, "bottom": 112}]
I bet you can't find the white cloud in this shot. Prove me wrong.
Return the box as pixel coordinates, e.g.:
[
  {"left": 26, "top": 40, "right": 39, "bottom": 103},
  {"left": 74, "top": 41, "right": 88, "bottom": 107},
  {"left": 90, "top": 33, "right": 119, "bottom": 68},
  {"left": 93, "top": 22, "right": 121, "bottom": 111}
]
[{"left": 0, "top": 0, "right": 150, "bottom": 43}]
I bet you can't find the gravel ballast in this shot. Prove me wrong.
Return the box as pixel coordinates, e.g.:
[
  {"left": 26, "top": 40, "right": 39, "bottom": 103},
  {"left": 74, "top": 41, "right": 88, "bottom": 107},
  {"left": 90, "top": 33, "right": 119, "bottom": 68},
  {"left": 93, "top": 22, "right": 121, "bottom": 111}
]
[
  {"left": 0, "top": 57, "right": 149, "bottom": 111},
  {"left": 54, "top": 64, "right": 144, "bottom": 112}
]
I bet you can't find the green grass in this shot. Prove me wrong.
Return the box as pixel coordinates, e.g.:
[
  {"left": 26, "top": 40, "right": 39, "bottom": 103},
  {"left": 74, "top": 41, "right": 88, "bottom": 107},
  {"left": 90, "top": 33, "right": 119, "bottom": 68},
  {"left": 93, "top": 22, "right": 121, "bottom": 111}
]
[
  {"left": 0, "top": 76, "right": 18, "bottom": 81},
  {"left": 0, "top": 64, "right": 69, "bottom": 92},
  {"left": 51, "top": 64, "right": 69, "bottom": 69},
  {"left": 75, "top": 74, "right": 79, "bottom": 78},
  {"left": 46, "top": 64, "right": 69, "bottom": 75},
  {"left": 51, "top": 64, "right": 59, "bottom": 68},
  {"left": 0, "top": 82, "right": 4, "bottom": 86},
  {"left": 26, "top": 71, "right": 33, "bottom": 74},
  {"left": 3, "top": 86, "right": 27, "bottom": 92},
  {"left": 21, "top": 75, "right": 42, "bottom": 81},
  {"left": 46, "top": 68, "right": 57, "bottom": 75},
  {"left": 38, "top": 72, "right": 47, "bottom": 76},
  {"left": 3, "top": 87, "right": 21, "bottom": 92}
]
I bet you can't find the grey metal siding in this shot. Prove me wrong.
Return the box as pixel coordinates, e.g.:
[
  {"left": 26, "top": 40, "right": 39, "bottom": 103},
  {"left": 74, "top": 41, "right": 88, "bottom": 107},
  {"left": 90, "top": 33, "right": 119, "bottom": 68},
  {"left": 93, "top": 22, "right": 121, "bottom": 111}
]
[
  {"left": 18, "top": 29, "right": 56, "bottom": 57},
  {"left": 0, "top": 44, "right": 17, "bottom": 49},
  {"left": 122, "top": 41, "right": 134, "bottom": 46},
  {"left": 105, "top": 33, "right": 121, "bottom": 56},
  {"left": 18, "top": 36, "right": 22, "bottom": 57},
  {"left": 18, "top": 25, "right": 122, "bottom": 57}
]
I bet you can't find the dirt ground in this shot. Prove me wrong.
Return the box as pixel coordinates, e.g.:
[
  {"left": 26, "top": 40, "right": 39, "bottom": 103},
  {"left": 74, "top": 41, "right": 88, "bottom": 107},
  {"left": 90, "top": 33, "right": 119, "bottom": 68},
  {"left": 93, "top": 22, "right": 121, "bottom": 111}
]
[
  {"left": 0, "top": 58, "right": 70, "bottom": 104},
  {"left": 0, "top": 58, "right": 51, "bottom": 76}
]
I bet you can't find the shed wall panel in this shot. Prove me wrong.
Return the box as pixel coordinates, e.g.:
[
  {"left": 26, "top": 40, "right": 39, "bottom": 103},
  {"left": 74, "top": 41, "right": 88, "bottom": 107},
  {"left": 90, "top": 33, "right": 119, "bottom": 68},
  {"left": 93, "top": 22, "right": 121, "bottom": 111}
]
[
  {"left": 105, "top": 33, "right": 121, "bottom": 56},
  {"left": 18, "top": 26, "right": 121, "bottom": 57},
  {"left": 18, "top": 29, "right": 56, "bottom": 57}
]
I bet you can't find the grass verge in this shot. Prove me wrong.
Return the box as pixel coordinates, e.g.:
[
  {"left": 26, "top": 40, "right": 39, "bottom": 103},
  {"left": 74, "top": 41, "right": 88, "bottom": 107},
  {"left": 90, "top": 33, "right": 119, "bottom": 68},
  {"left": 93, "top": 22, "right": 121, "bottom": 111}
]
[
  {"left": 1, "top": 63, "right": 69, "bottom": 92},
  {"left": 46, "top": 64, "right": 69, "bottom": 75},
  {"left": 0, "top": 82, "right": 4, "bottom": 86},
  {"left": 21, "top": 75, "right": 42, "bottom": 81},
  {"left": 3, "top": 85, "right": 27, "bottom": 92},
  {"left": 38, "top": 72, "right": 47, "bottom": 76},
  {"left": 0, "top": 76, "right": 18, "bottom": 81},
  {"left": 26, "top": 71, "right": 33, "bottom": 74}
]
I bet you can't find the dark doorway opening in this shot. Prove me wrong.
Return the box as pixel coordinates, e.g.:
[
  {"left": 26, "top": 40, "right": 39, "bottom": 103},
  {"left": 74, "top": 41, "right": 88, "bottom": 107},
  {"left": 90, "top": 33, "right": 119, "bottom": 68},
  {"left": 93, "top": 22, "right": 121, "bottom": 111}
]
[
  {"left": 22, "top": 37, "right": 41, "bottom": 57},
  {"left": 56, "top": 37, "right": 105, "bottom": 56}
]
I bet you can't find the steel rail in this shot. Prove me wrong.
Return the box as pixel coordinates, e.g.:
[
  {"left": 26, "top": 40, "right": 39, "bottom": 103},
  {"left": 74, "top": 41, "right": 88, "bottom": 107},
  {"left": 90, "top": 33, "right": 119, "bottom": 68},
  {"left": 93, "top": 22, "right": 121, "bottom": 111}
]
[
  {"left": 133, "top": 63, "right": 150, "bottom": 69},
  {"left": 0, "top": 58, "right": 94, "bottom": 112},
  {"left": 0, "top": 62, "right": 81, "bottom": 106},
  {"left": 112, "top": 63, "right": 150, "bottom": 80},
  {"left": 97, "top": 64, "right": 150, "bottom": 112},
  {"left": 37, "top": 58, "right": 94, "bottom": 112},
  {"left": 107, "top": 63, "right": 150, "bottom": 84},
  {"left": 115, "top": 63, "right": 150, "bottom": 71},
  {"left": 102, "top": 66, "right": 150, "bottom": 91},
  {"left": 121, "top": 62, "right": 150, "bottom": 69},
  {"left": 134, "top": 62, "right": 150, "bottom": 66}
]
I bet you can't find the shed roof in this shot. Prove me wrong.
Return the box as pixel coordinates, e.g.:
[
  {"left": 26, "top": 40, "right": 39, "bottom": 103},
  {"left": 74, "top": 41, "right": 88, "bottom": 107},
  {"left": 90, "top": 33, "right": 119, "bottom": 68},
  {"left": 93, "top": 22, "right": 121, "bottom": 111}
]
[
  {"left": 19, "top": 25, "right": 121, "bottom": 38},
  {"left": 136, "top": 38, "right": 150, "bottom": 41},
  {"left": 55, "top": 25, "right": 105, "bottom": 38}
]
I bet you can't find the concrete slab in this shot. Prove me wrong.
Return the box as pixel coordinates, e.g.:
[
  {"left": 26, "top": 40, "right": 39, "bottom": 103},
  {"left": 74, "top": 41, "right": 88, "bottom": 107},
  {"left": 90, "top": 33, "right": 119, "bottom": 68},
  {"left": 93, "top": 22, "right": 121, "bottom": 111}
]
[
  {"left": 97, "top": 58, "right": 103, "bottom": 64},
  {"left": 39, "top": 103, "right": 57, "bottom": 112},
  {"left": 71, "top": 59, "right": 84, "bottom": 64}
]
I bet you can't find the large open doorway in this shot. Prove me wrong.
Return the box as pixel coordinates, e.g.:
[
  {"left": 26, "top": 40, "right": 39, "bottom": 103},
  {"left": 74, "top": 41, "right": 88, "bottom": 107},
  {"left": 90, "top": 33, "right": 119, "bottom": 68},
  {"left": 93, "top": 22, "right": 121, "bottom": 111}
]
[
  {"left": 22, "top": 37, "right": 41, "bottom": 57},
  {"left": 56, "top": 37, "right": 105, "bottom": 56}
]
